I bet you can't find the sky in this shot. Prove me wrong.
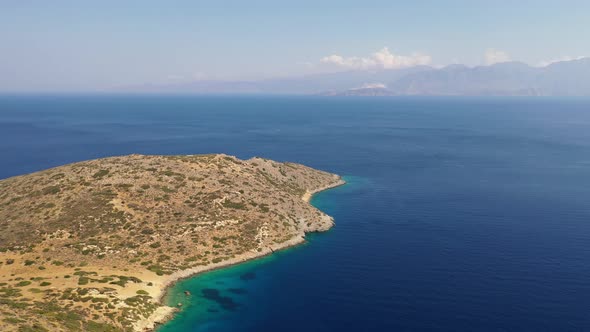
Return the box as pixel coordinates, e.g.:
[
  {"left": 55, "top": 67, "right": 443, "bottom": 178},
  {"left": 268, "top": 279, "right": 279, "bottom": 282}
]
[{"left": 1, "top": 0, "right": 589, "bottom": 92}]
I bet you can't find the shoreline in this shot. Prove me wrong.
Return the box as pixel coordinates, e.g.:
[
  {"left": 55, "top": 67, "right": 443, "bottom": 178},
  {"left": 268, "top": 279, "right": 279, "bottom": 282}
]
[
  {"left": 139, "top": 177, "right": 346, "bottom": 331},
  {"left": 302, "top": 178, "right": 346, "bottom": 202}
]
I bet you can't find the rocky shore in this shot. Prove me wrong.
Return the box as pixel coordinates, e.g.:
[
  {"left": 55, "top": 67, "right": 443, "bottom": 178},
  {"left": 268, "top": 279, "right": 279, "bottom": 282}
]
[{"left": 138, "top": 177, "right": 346, "bottom": 331}]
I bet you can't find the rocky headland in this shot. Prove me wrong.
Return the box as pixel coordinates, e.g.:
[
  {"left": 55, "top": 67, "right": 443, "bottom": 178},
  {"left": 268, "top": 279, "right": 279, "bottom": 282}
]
[{"left": 0, "top": 154, "right": 344, "bottom": 331}]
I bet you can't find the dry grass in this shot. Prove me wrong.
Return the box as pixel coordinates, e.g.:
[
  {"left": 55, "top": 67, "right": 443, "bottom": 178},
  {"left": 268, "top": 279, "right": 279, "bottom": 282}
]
[{"left": 0, "top": 154, "right": 341, "bottom": 331}]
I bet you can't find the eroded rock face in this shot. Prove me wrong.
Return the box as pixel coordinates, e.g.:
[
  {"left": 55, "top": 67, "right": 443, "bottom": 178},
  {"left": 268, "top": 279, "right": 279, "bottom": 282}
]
[{"left": 0, "top": 154, "right": 343, "bottom": 331}]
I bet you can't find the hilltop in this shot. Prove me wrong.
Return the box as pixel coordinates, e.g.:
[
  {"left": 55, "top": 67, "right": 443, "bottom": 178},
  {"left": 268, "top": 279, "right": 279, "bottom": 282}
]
[{"left": 0, "top": 154, "right": 344, "bottom": 331}]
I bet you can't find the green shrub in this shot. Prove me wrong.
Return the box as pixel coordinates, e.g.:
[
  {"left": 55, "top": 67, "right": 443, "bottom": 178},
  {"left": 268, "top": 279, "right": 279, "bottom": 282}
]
[
  {"left": 92, "top": 169, "right": 109, "bottom": 179},
  {"left": 222, "top": 201, "right": 246, "bottom": 209},
  {"left": 41, "top": 185, "right": 61, "bottom": 195}
]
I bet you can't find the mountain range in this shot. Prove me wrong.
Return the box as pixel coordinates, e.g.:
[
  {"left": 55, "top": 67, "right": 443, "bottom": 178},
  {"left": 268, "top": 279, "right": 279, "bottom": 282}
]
[{"left": 121, "top": 58, "right": 590, "bottom": 96}]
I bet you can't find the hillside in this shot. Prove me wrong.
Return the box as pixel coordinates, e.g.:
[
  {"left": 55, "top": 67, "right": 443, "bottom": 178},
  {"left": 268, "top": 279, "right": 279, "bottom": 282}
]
[{"left": 0, "top": 154, "right": 344, "bottom": 331}]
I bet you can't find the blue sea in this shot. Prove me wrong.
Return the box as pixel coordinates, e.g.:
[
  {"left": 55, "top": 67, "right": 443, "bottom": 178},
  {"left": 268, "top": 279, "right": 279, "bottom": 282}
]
[{"left": 2, "top": 95, "right": 590, "bottom": 332}]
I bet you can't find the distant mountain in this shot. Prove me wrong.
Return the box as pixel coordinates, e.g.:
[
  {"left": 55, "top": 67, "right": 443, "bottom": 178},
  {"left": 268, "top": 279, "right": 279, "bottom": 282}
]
[
  {"left": 350, "top": 58, "right": 590, "bottom": 96},
  {"left": 120, "top": 58, "right": 590, "bottom": 96},
  {"left": 248, "top": 67, "right": 432, "bottom": 94},
  {"left": 120, "top": 66, "right": 432, "bottom": 95},
  {"left": 387, "top": 62, "right": 539, "bottom": 96},
  {"left": 386, "top": 58, "right": 590, "bottom": 96}
]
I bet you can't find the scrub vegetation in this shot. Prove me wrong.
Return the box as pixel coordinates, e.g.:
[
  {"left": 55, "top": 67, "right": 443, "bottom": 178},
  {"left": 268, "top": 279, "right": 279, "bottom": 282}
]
[{"left": 0, "top": 154, "right": 342, "bottom": 331}]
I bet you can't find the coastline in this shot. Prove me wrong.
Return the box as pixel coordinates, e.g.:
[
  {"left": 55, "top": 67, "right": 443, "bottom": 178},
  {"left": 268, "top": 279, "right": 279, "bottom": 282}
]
[
  {"left": 138, "top": 177, "right": 346, "bottom": 332},
  {"left": 302, "top": 178, "right": 346, "bottom": 203}
]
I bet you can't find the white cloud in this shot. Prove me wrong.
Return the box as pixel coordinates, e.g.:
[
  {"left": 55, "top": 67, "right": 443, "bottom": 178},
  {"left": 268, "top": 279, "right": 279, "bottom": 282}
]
[
  {"left": 484, "top": 49, "right": 511, "bottom": 65},
  {"left": 320, "top": 47, "right": 432, "bottom": 70},
  {"left": 537, "top": 55, "right": 587, "bottom": 67}
]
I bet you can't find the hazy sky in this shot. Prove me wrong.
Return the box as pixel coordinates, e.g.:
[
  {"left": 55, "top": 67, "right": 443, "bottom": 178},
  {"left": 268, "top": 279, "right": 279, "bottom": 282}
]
[{"left": 1, "top": 0, "right": 589, "bottom": 91}]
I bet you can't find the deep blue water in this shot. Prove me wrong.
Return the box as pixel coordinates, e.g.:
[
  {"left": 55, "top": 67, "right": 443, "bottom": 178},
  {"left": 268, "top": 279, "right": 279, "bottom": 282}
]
[{"left": 2, "top": 95, "right": 590, "bottom": 331}]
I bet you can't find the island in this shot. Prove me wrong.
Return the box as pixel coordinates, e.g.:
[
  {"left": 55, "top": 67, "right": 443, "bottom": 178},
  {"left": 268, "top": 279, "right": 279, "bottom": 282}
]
[{"left": 0, "top": 154, "right": 344, "bottom": 331}]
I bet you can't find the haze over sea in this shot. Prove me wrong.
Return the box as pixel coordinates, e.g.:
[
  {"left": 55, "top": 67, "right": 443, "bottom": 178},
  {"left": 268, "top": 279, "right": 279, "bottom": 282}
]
[{"left": 2, "top": 96, "right": 590, "bottom": 331}]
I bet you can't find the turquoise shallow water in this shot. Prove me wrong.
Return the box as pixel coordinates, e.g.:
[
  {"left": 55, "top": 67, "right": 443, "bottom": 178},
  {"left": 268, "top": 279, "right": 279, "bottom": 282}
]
[
  {"left": 158, "top": 182, "right": 353, "bottom": 332},
  {"left": 3, "top": 96, "right": 590, "bottom": 331}
]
